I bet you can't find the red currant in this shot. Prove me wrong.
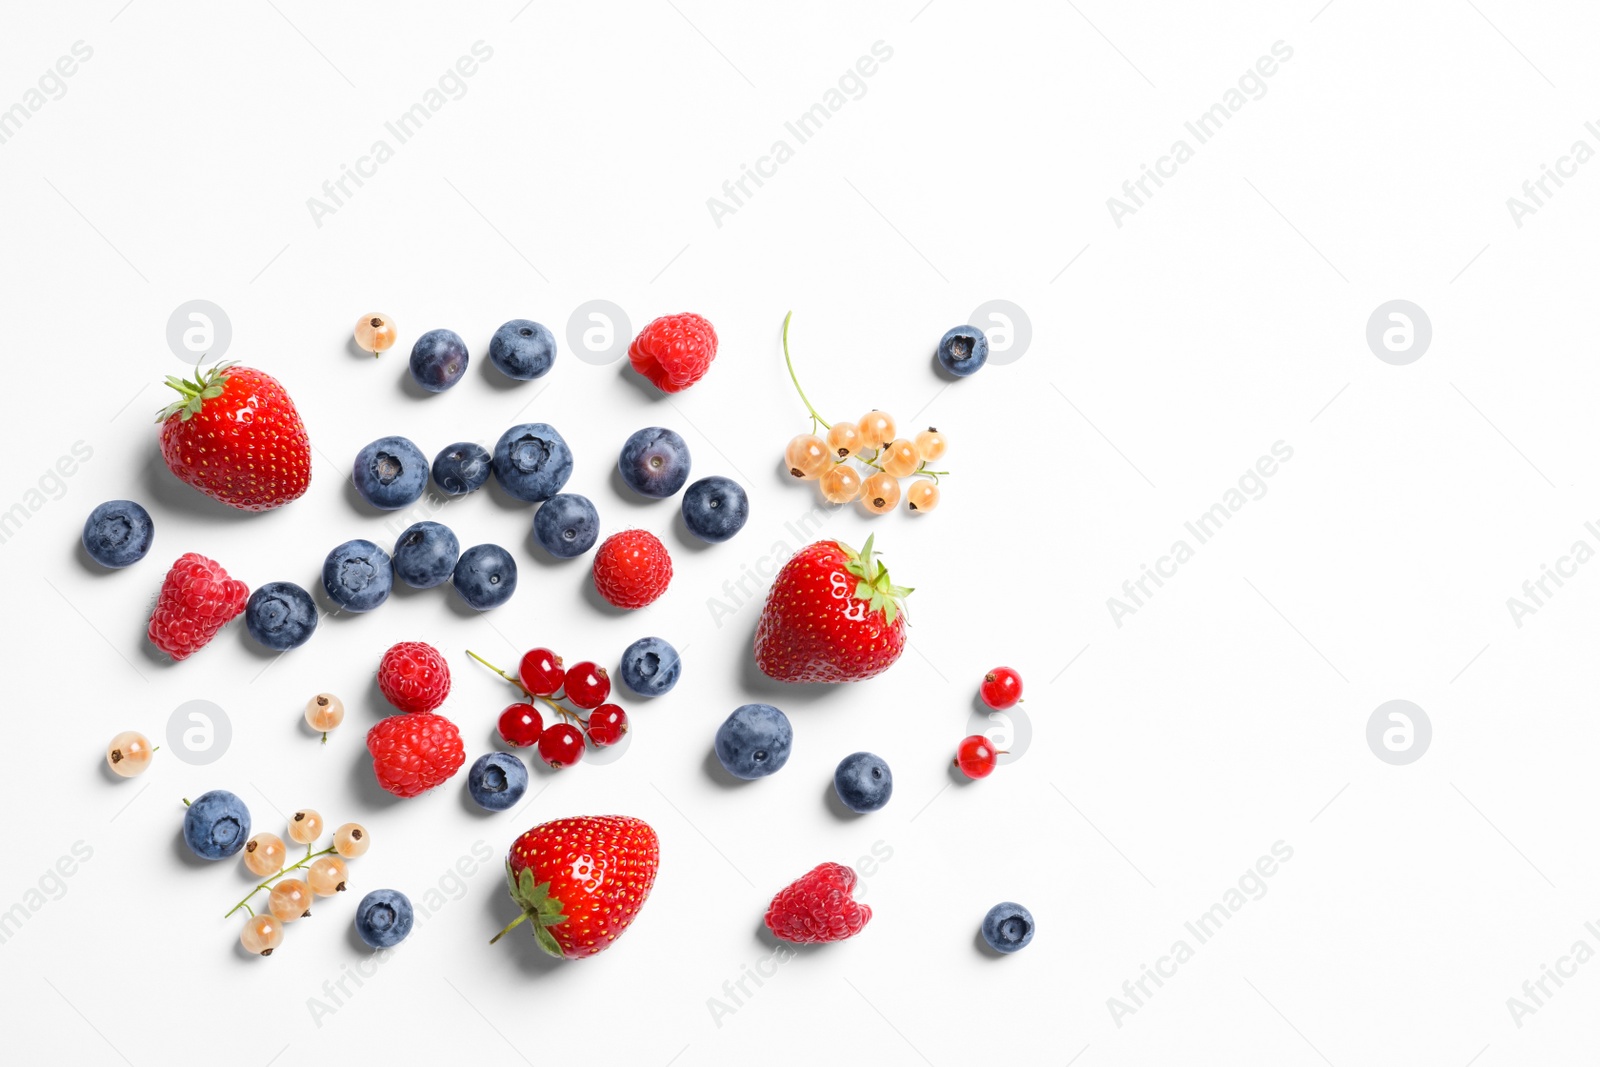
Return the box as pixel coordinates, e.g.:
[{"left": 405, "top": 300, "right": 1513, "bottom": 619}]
[
  {"left": 955, "top": 735, "right": 999, "bottom": 779},
  {"left": 586, "top": 704, "right": 628, "bottom": 746},
  {"left": 519, "top": 648, "right": 565, "bottom": 696},
  {"left": 497, "top": 703, "right": 544, "bottom": 748},
  {"left": 562, "top": 662, "right": 610, "bottom": 709},
  {"left": 979, "top": 667, "right": 1023, "bottom": 710},
  {"left": 538, "top": 723, "right": 585, "bottom": 768}
]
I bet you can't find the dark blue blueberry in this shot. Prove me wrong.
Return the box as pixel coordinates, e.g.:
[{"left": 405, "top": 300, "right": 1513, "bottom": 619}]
[
  {"left": 488, "top": 319, "right": 557, "bottom": 380},
  {"left": 937, "top": 325, "right": 989, "bottom": 377},
  {"left": 980, "top": 902, "right": 1035, "bottom": 954},
  {"left": 392, "top": 521, "right": 460, "bottom": 589},
  {"left": 833, "top": 751, "right": 893, "bottom": 814},
  {"left": 617, "top": 426, "right": 691, "bottom": 499},
  {"left": 532, "top": 493, "right": 599, "bottom": 559},
  {"left": 354, "top": 889, "right": 414, "bottom": 949},
  {"left": 244, "top": 581, "right": 318, "bottom": 651},
  {"left": 353, "top": 436, "right": 429, "bottom": 510},
  {"left": 714, "top": 703, "right": 792, "bottom": 780},
  {"left": 467, "top": 752, "right": 529, "bottom": 811},
  {"left": 182, "top": 789, "right": 250, "bottom": 861},
  {"left": 452, "top": 543, "right": 517, "bottom": 610},
  {"left": 680, "top": 476, "right": 748, "bottom": 543},
  {"left": 82, "top": 499, "right": 153, "bottom": 568},
  {"left": 409, "top": 328, "right": 469, "bottom": 392},
  {"left": 432, "top": 441, "right": 491, "bottom": 496},
  {"left": 491, "top": 423, "right": 573, "bottom": 503},
  {"left": 619, "top": 636, "right": 682, "bottom": 697},
  {"left": 322, "top": 539, "right": 393, "bottom": 612}
]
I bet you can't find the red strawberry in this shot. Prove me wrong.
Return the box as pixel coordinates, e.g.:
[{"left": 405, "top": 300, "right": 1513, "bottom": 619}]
[
  {"left": 147, "top": 553, "right": 248, "bottom": 660},
  {"left": 628, "top": 313, "right": 717, "bottom": 393},
  {"left": 754, "top": 535, "right": 911, "bottom": 683},
  {"left": 592, "top": 530, "right": 672, "bottom": 609},
  {"left": 377, "top": 641, "right": 451, "bottom": 713},
  {"left": 157, "top": 362, "right": 312, "bottom": 511},
  {"left": 492, "top": 815, "right": 660, "bottom": 959},
  {"left": 366, "top": 713, "right": 465, "bottom": 798},
  {"left": 765, "top": 862, "right": 872, "bottom": 944}
]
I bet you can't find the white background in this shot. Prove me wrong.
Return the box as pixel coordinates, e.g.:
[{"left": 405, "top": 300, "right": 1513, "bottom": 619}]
[{"left": 1, "top": 0, "right": 1596, "bottom": 1063}]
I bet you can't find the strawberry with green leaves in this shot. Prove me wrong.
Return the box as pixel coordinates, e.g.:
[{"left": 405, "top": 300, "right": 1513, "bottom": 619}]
[
  {"left": 157, "top": 362, "right": 311, "bottom": 511},
  {"left": 754, "top": 535, "right": 912, "bottom": 683},
  {"left": 491, "top": 815, "right": 660, "bottom": 959}
]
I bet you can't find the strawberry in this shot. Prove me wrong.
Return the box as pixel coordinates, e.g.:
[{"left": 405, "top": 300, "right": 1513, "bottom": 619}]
[
  {"left": 764, "top": 861, "right": 872, "bottom": 944},
  {"left": 157, "top": 362, "right": 312, "bottom": 511},
  {"left": 492, "top": 815, "right": 660, "bottom": 959},
  {"left": 147, "top": 553, "right": 248, "bottom": 660},
  {"left": 377, "top": 641, "right": 451, "bottom": 714},
  {"left": 628, "top": 313, "right": 717, "bottom": 393},
  {"left": 366, "top": 713, "right": 466, "bottom": 798},
  {"left": 753, "top": 535, "right": 911, "bottom": 683}
]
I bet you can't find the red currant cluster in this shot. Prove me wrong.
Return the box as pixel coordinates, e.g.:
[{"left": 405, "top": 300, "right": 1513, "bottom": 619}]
[
  {"left": 468, "top": 648, "right": 629, "bottom": 770},
  {"left": 232, "top": 810, "right": 370, "bottom": 956},
  {"left": 954, "top": 666, "right": 1024, "bottom": 780}
]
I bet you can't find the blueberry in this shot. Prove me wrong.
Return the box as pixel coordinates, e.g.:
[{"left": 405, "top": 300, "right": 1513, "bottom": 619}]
[
  {"left": 617, "top": 426, "right": 691, "bottom": 499},
  {"left": 619, "top": 636, "right": 682, "bottom": 697},
  {"left": 467, "top": 752, "right": 529, "bottom": 811},
  {"left": 937, "top": 325, "right": 989, "bottom": 377},
  {"left": 833, "top": 752, "right": 893, "bottom": 814},
  {"left": 432, "top": 441, "right": 491, "bottom": 496},
  {"left": 453, "top": 544, "right": 517, "bottom": 610},
  {"left": 492, "top": 423, "right": 573, "bottom": 502},
  {"left": 489, "top": 319, "right": 557, "bottom": 380},
  {"left": 354, "top": 889, "right": 415, "bottom": 949},
  {"left": 409, "top": 328, "right": 469, "bottom": 392},
  {"left": 244, "top": 581, "right": 318, "bottom": 651},
  {"left": 714, "top": 703, "right": 792, "bottom": 780},
  {"left": 393, "top": 521, "right": 460, "bottom": 589},
  {"left": 322, "top": 539, "right": 393, "bottom": 612},
  {"left": 532, "top": 493, "right": 599, "bottom": 559},
  {"left": 81, "top": 499, "right": 153, "bottom": 568},
  {"left": 680, "top": 476, "right": 749, "bottom": 543},
  {"left": 353, "top": 436, "right": 429, "bottom": 510},
  {"left": 182, "top": 789, "right": 251, "bottom": 861},
  {"left": 980, "top": 902, "right": 1035, "bottom": 954}
]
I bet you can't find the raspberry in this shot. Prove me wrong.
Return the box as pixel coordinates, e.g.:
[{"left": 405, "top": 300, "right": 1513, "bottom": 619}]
[
  {"left": 627, "top": 313, "right": 717, "bottom": 394},
  {"left": 366, "top": 713, "right": 466, "bottom": 798},
  {"left": 147, "top": 553, "right": 249, "bottom": 661},
  {"left": 592, "top": 530, "right": 672, "bottom": 609},
  {"left": 377, "top": 641, "right": 451, "bottom": 713},
  {"left": 764, "top": 862, "right": 872, "bottom": 944}
]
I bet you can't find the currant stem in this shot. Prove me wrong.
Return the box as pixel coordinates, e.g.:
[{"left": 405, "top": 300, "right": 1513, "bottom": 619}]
[
  {"left": 782, "top": 311, "right": 831, "bottom": 430},
  {"left": 224, "top": 845, "right": 336, "bottom": 918},
  {"left": 465, "top": 650, "right": 584, "bottom": 724}
]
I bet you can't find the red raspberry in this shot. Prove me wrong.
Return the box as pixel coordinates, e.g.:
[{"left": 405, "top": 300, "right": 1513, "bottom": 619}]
[
  {"left": 147, "top": 553, "right": 248, "bottom": 661},
  {"left": 377, "top": 641, "right": 451, "bottom": 713},
  {"left": 366, "top": 713, "right": 465, "bottom": 798},
  {"left": 764, "top": 862, "right": 872, "bottom": 944},
  {"left": 628, "top": 313, "right": 717, "bottom": 393},
  {"left": 592, "top": 530, "right": 672, "bottom": 609}
]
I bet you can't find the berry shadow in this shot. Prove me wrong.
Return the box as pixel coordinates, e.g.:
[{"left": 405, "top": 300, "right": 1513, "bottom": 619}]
[
  {"left": 931, "top": 350, "right": 965, "bottom": 383},
  {"left": 396, "top": 368, "right": 437, "bottom": 401},
  {"left": 73, "top": 539, "right": 109, "bottom": 575},
  {"left": 170, "top": 826, "right": 215, "bottom": 870},
  {"left": 615, "top": 358, "right": 665, "bottom": 403},
  {"left": 139, "top": 448, "right": 257, "bottom": 525},
  {"left": 700, "top": 747, "right": 748, "bottom": 791},
  {"left": 607, "top": 466, "right": 660, "bottom": 511},
  {"left": 973, "top": 928, "right": 1010, "bottom": 959},
  {"left": 457, "top": 780, "right": 501, "bottom": 819},
  {"left": 822, "top": 779, "right": 858, "bottom": 823},
  {"left": 482, "top": 475, "right": 542, "bottom": 514},
  {"left": 668, "top": 507, "right": 718, "bottom": 555},
  {"left": 735, "top": 629, "right": 838, "bottom": 708},
  {"left": 520, "top": 513, "right": 578, "bottom": 570},
  {"left": 346, "top": 746, "right": 406, "bottom": 811},
  {"left": 343, "top": 477, "right": 392, "bottom": 518},
  {"left": 345, "top": 335, "right": 372, "bottom": 362},
  {"left": 480, "top": 890, "right": 567, "bottom": 977},
  {"left": 581, "top": 576, "right": 632, "bottom": 618}
]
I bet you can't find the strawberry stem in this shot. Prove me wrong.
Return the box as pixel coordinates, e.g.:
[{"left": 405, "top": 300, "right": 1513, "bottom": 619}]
[{"left": 489, "top": 911, "right": 530, "bottom": 944}]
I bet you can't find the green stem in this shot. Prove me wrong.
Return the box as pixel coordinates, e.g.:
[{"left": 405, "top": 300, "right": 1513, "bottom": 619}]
[
  {"left": 465, "top": 650, "right": 583, "bottom": 725},
  {"left": 225, "top": 845, "right": 336, "bottom": 918},
  {"left": 782, "top": 311, "right": 831, "bottom": 430},
  {"left": 490, "top": 910, "right": 530, "bottom": 945}
]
